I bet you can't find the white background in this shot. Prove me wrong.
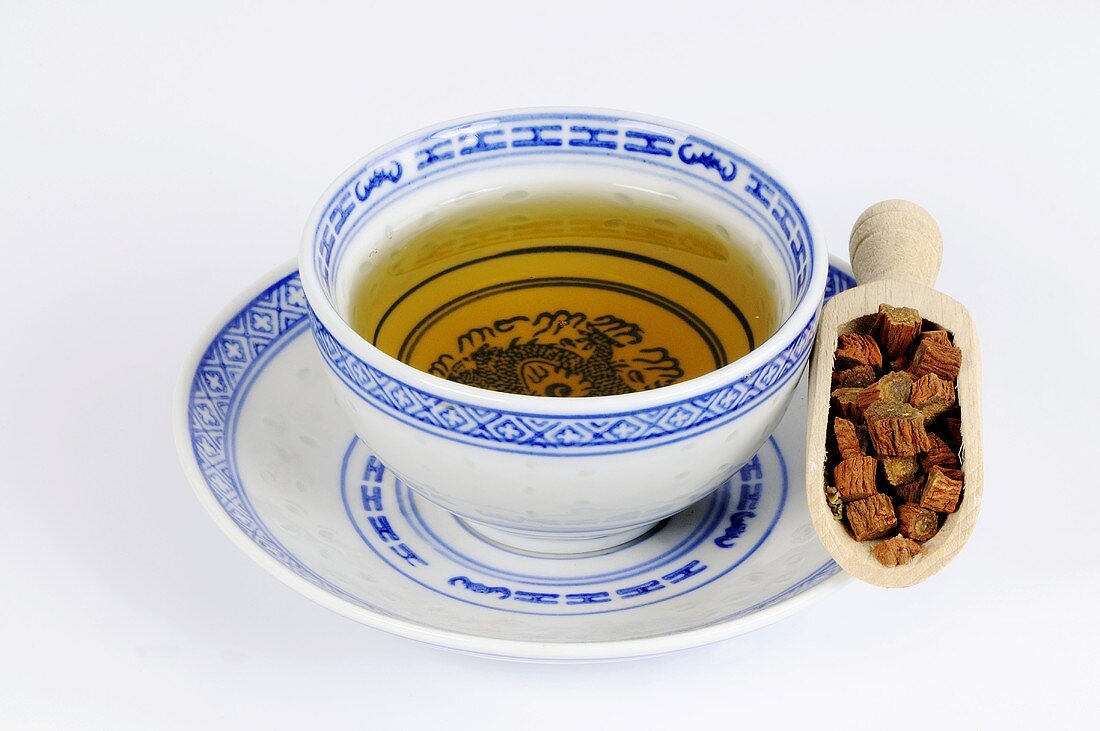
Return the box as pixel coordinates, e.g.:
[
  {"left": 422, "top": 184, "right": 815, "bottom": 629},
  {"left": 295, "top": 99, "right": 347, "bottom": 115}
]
[{"left": 3, "top": 1, "right": 1098, "bottom": 728}]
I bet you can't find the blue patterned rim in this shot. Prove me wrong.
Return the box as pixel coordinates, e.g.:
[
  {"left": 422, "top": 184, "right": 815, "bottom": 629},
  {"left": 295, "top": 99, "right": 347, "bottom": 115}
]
[{"left": 176, "top": 259, "right": 856, "bottom": 659}]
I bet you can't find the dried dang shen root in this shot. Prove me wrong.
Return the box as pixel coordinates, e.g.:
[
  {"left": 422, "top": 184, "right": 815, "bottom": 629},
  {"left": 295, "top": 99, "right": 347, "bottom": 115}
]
[
  {"left": 823, "top": 305, "right": 965, "bottom": 567},
  {"left": 832, "top": 365, "right": 876, "bottom": 389},
  {"left": 833, "top": 417, "right": 867, "bottom": 460},
  {"left": 872, "top": 536, "right": 922, "bottom": 567},
  {"left": 873, "top": 305, "right": 922, "bottom": 360}
]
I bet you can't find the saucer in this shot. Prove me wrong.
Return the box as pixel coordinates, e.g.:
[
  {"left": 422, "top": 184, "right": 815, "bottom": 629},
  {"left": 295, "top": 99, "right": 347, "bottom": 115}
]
[{"left": 175, "top": 257, "right": 857, "bottom": 661}]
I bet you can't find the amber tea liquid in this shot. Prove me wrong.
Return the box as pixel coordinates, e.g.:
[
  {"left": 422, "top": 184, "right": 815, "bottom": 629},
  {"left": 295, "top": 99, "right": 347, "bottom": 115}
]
[{"left": 348, "top": 194, "right": 780, "bottom": 397}]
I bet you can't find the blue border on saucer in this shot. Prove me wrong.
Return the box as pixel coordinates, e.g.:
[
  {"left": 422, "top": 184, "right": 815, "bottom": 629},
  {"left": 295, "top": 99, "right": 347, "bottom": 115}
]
[{"left": 337, "top": 434, "right": 789, "bottom": 616}]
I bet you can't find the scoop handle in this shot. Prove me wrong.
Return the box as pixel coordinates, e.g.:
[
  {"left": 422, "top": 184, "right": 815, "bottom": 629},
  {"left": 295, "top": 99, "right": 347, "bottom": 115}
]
[{"left": 848, "top": 200, "right": 942, "bottom": 286}]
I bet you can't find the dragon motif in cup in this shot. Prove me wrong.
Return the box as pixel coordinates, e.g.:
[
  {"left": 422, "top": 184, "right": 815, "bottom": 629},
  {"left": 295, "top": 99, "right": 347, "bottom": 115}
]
[{"left": 428, "top": 311, "right": 683, "bottom": 397}]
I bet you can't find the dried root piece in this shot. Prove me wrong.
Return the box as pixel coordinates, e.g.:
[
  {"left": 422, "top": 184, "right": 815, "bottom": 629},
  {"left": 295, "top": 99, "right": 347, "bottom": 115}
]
[
  {"left": 895, "top": 477, "right": 925, "bottom": 504},
  {"left": 938, "top": 467, "right": 965, "bottom": 482},
  {"left": 831, "top": 388, "right": 865, "bottom": 422},
  {"left": 921, "top": 329, "right": 952, "bottom": 345},
  {"left": 922, "top": 433, "right": 959, "bottom": 473},
  {"left": 910, "top": 338, "right": 962, "bottom": 380},
  {"left": 898, "top": 503, "right": 940, "bottom": 541},
  {"left": 920, "top": 466, "right": 963, "bottom": 513},
  {"left": 872, "top": 535, "right": 922, "bottom": 567},
  {"left": 910, "top": 373, "right": 956, "bottom": 421},
  {"left": 881, "top": 456, "right": 919, "bottom": 486},
  {"left": 834, "top": 456, "right": 878, "bottom": 502},
  {"left": 865, "top": 401, "right": 932, "bottom": 456},
  {"left": 832, "top": 365, "right": 876, "bottom": 389},
  {"left": 857, "top": 371, "right": 914, "bottom": 412},
  {"left": 833, "top": 417, "right": 866, "bottom": 460},
  {"left": 873, "top": 304, "right": 922, "bottom": 360},
  {"left": 847, "top": 494, "right": 898, "bottom": 541},
  {"left": 835, "top": 333, "right": 882, "bottom": 372}
]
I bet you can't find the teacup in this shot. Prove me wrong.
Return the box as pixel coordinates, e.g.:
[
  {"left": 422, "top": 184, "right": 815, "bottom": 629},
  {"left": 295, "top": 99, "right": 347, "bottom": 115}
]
[{"left": 299, "top": 108, "right": 827, "bottom": 553}]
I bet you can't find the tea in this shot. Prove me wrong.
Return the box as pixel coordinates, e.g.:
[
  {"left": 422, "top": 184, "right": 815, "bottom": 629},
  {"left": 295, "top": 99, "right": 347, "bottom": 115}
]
[{"left": 348, "top": 194, "right": 780, "bottom": 396}]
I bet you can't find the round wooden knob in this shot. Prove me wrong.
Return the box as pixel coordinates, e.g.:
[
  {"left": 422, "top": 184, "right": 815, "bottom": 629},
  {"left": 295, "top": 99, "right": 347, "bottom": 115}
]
[{"left": 849, "top": 200, "right": 942, "bottom": 286}]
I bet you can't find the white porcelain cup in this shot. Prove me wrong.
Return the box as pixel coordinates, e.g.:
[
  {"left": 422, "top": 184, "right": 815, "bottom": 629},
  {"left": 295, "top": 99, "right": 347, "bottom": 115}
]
[{"left": 299, "top": 108, "right": 827, "bottom": 553}]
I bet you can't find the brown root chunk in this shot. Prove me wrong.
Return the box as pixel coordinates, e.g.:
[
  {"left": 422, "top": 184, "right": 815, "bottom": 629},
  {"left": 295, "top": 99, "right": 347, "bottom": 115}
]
[
  {"left": 872, "top": 535, "right": 922, "bottom": 566},
  {"left": 921, "top": 329, "right": 952, "bottom": 345},
  {"left": 910, "top": 373, "right": 956, "bottom": 421},
  {"left": 847, "top": 494, "right": 898, "bottom": 541},
  {"left": 898, "top": 503, "right": 940, "bottom": 541},
  {"left": 895, "top": 477, "right": 925, "bottom": 504},
  {"left": 831, "top": 388, "right": 865, "bottom": 422},
  {"left": 857, "top": 371, "right": 914, "bottom": 412},
  {"left": 832, "top": 365, "right": 876, "bottom": 389},
  {"left": 922, "top": 433, "right": 959, "bottom": 473},
  {"left": 881, "top": 456, "right": 919, "bottom": 486},
  {"left": 833, "top": 417, "right": 866, "bottom": 460},
  {"left": 835, "top": 333, "right": 883, "bottom": 372},
  {"left": 834, "top": 455, "right": 878, "bottom": 502},
  {"left": 920, "top": 466, "right": 963, "bottom": 513},
  {"left": 873, "top": 304, "right": 922, "bottom": 360},
  {"left": 910, "top": 339, "right": 962, "bottom": 380},
  {"left": 865, "top": 401, "right": 932, "bottom": 456}
]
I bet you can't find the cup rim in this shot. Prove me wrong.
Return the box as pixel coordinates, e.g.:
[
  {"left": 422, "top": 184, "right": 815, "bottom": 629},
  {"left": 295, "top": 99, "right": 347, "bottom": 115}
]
[{"left": 299, "top": 106, "right": 828, "bottom": 416}]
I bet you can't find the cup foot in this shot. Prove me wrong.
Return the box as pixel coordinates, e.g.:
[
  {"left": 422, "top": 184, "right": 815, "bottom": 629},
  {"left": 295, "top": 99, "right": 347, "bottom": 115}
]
[{"left": 462, "top": 520, "right": 658, "bottom": 555}]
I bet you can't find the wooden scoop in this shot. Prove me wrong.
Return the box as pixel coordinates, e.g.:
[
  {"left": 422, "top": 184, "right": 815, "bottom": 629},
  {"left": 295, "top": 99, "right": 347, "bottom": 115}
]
[{"left": 805, "top": 200, "right": 983, "bottom": 588}]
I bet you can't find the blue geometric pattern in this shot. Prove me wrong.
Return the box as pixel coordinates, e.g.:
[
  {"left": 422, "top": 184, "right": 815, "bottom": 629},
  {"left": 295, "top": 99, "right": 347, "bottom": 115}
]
[
  {"left": 187, "top": 275, "right": 401, "bottom": 615},
  {"left": 313, "top": 312, "right": 819, "bottom": 455}
]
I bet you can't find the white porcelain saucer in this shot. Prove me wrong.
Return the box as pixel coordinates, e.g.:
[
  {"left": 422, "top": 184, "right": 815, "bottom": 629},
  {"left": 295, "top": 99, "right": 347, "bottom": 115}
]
[{"left": 174, "top": 257, "right": 857, "bottom": 661}]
